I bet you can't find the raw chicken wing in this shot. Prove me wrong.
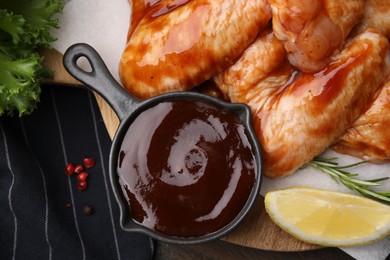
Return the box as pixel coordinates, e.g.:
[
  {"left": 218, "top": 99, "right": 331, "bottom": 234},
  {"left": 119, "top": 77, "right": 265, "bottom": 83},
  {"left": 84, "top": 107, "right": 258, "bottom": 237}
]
[
  {"left": 350, "top": 0, "right": 390, "bottom": 39},
  {"left": 216, "top": 30, "right": 390, "bottom": 178},
  {"left": 119, "top": 0, "right": 271, "bottom": 99},
  {"left": 269, "top": 0, "right": 365, "bottom": 72},
  {"left": 332, "top": 80, "right": 390, "bottom": 162},
  {"left": 215, "top": 26, "right": 286, "bottom": 100},
  {"left": 127, "top": 0, "right": 163, "bottom": 41}
]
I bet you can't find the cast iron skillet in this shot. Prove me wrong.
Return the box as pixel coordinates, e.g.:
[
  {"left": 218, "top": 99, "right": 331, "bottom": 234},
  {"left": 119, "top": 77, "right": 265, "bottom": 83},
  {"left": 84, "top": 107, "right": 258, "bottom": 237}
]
[{"left": 63, "top": 43, "right": 263, "bottom": 244}]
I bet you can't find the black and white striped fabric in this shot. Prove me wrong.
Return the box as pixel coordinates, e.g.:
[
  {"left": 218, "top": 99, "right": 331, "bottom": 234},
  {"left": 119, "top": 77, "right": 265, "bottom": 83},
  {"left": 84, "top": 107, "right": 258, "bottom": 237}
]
[{"left": 0, "top": 85, "right": 154, "bottom": 259}]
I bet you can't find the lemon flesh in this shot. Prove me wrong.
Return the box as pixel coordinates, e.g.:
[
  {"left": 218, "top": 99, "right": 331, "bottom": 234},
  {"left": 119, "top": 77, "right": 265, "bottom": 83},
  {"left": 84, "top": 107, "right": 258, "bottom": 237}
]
[{"left": 264, "top": 186, "right": 390, "bottom": 247}]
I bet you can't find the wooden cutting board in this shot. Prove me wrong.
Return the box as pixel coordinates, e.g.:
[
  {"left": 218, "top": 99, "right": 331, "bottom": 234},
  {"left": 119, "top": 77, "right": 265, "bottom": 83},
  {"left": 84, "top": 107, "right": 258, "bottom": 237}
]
[{"left": 43, "top": 48, "right": 321, "bottom": 251}]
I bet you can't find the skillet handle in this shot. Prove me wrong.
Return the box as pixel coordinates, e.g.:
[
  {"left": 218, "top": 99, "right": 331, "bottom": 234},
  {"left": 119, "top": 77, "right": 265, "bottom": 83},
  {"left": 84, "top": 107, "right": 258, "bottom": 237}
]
[{"left": 63, "top": 43, "right": 139, "bottom": 121}]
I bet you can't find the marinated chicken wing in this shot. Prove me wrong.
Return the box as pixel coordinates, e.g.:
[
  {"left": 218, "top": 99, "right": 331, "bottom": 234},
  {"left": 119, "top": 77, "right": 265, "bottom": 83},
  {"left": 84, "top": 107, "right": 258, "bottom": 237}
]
[
  {"left": 127, "top": 0, "right": 163, "bottom": 41},
  {"left": 215, "top": 30, "right": 390, "bottom": 178},
  {"left": 332, "top": 80, "right": 390, "bottom": 162},
  {"left": 269, "top": 0, "right": 365, "bottom": 73},
  {"left": 350, "top": 0, "right": 390, "bottom": 39},
  {"left": 215, "top": 26, "right": 286, "bottom": 100},
  {"left": 119, "top": 0, "right": 271, "bottom": 99}
]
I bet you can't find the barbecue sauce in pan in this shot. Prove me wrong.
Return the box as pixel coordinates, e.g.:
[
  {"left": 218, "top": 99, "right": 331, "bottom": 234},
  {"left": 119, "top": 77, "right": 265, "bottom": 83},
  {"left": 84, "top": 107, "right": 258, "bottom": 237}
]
[{"left": 117, "top": 100, "right": 256, "bottom": 237}]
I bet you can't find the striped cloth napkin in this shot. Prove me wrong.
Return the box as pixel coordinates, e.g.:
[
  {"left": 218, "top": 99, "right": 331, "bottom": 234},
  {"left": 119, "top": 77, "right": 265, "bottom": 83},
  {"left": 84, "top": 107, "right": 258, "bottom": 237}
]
[{"left": 0, "top": 85, "right": 154, "bottom": 259}]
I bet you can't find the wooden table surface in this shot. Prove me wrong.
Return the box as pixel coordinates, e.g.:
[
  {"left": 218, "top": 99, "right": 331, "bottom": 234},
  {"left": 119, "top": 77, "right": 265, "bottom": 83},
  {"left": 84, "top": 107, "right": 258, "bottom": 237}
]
[{"left": 154, "top": 240, "right": 353, "bottom": 259}]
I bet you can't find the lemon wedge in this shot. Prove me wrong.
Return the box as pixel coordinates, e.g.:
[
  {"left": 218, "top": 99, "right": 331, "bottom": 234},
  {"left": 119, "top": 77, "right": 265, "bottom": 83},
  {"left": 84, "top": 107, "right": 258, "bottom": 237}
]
[{"left": 264, "top": 186, "right": 390, "bottom": 247}]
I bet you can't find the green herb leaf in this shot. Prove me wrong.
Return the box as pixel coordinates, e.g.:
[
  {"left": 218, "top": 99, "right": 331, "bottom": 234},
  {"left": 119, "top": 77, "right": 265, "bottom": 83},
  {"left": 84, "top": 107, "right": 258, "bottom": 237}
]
[
  {"left": 307, "top": 157, "right": 390, "bottom": 204},
  {"left": 0, "top": 0, "right": 64, "bottom": 116}
]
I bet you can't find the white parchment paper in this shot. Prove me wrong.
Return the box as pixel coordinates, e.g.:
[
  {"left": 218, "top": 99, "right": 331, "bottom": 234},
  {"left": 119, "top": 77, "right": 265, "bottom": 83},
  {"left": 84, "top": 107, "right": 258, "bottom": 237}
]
[{"left": 51, "top": 1, "right": 390, "bottom": 259}]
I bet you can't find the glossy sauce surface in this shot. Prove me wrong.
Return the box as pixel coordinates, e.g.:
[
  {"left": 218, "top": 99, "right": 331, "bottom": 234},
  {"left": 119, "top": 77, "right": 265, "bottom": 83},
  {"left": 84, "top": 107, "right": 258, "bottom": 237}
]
[{"left": 117, "top": 100, "right": 256, "bottom": 237}]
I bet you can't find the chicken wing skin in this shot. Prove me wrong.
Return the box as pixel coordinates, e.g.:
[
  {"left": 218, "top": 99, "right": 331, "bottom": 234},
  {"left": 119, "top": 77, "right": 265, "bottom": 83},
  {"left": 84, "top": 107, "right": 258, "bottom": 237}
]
[
  {"left": 214, "top": 26, "right": 286, "bottom": 100},
  {"left": 216, "top": 30, "right": 390, "bottom": 178},
  {"left": 332, "top": 80, "right": 390, "bottom": 162},
  {"left": 127, "top": 0, "right": 163, "bottom": 41},
  {"left": 119, "top": 0, "right": 271, "bottom": 99},
  {"left": 350, "top": 0, "right": 390, "bottom": 39},
  {"left": 269, "top": 0, "right": 365, "bottom": 73}
]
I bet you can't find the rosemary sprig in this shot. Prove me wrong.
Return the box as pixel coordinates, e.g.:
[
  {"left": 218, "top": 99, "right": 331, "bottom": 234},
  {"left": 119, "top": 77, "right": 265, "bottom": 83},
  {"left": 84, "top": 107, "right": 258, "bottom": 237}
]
[{"left": 307, "top": 157, "right": 390, "bottom": 204}]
